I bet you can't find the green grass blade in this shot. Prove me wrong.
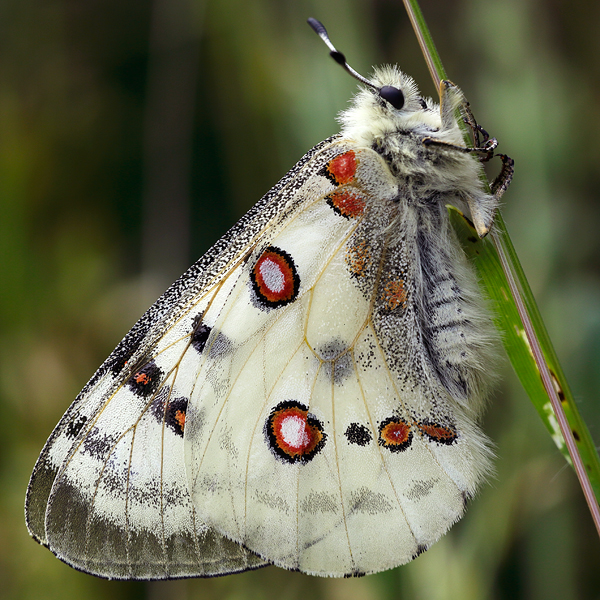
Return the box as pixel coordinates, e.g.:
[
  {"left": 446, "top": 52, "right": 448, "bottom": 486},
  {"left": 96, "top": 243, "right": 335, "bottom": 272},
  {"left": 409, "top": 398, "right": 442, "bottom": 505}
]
[{"left": 402, "top": 0, "right": 447, "bottom": 83}]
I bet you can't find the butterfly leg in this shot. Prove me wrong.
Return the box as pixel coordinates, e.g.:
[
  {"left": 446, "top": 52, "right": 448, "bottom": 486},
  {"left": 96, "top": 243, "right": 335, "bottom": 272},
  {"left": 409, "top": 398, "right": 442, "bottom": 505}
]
[
  {"left": 490, "top": 153, "right": 515, "bottom": 200},
  {"left": 435, "top": 80, "right": 501, "bottom": 160},
  {"left": 421, "top": 136, "right": 494, "bottom": 158},
  {"left": 459, "top": 103, "right": 499, "bottom": 158},
  {"left": 431, "top": 78, "right": 515, "bottom": 211},
  {"left": 457, "top": 99, "right": 514, "bottom": 201}
]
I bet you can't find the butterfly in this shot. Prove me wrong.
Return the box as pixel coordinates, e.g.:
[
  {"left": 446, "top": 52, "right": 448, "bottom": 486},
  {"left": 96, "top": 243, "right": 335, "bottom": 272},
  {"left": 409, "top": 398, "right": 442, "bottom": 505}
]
[{"left": 25, "top": 18, "right": 513, "bottom": 579}]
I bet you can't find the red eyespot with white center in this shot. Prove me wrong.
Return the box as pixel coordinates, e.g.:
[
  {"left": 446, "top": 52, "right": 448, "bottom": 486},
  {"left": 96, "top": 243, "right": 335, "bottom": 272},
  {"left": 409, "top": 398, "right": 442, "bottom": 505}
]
[
  {"left": 251, "top": 246, "right": 300, "bottom": 309},
  {"left": 265, "top": 400, "right": 326, "bottom": 463},
  {"left": 378, "top": 416, "right": 413, "bottom": 452}
]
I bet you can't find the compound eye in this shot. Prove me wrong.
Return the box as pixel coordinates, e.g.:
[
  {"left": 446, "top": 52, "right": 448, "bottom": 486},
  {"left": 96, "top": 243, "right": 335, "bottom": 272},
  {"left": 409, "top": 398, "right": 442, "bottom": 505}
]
[{"left": 379, "top": 85, "right": 404, "bottom": 109}]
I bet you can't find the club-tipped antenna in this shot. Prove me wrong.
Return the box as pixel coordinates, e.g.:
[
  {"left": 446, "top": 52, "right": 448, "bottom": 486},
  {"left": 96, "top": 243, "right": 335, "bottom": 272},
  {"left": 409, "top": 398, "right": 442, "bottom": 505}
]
[
  {"left": 307, "top": 18, "right": 377, "bottom": 92},
  {"left": 307, "top": 18, "right": 405, "bottom": 110}
]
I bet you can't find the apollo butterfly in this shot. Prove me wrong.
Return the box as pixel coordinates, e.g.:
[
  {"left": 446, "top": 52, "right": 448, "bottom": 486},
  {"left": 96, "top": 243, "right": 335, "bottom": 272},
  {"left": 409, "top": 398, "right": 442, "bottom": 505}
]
[{"left": 25, "top": 18, "right": 512, "bottom": 579}]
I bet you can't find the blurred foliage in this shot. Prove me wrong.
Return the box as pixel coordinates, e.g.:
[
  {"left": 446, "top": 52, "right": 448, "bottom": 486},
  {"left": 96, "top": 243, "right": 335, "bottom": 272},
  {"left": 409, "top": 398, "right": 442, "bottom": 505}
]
[{"left": 2, "top": 0, "right": 600, "bottom": 599}]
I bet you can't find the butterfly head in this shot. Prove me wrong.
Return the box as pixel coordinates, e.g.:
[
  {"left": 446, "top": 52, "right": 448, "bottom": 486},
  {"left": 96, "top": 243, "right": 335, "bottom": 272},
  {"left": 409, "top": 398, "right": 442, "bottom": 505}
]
[{"left": 338, "top": 65, "right": 443, "bottom": 149}]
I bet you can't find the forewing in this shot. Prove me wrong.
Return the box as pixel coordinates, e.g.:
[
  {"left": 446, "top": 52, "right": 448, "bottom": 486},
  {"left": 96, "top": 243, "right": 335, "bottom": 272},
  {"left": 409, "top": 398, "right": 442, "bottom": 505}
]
[{"left": 25, "top": 137, "right": 339, "bottom": 579}]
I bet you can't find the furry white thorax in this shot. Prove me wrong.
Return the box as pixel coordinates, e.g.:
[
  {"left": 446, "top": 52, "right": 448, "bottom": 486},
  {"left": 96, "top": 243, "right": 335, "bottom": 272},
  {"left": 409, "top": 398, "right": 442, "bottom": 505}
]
[{"left": 339, "top": 65, "right": 496, "bottom": 234}]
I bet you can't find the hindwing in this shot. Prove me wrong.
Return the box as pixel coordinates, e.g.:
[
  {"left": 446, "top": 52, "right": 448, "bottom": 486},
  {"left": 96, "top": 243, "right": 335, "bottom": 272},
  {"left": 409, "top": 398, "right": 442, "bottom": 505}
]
[{"left": 184, "top": 143, "right": 494, "bottom": 576}]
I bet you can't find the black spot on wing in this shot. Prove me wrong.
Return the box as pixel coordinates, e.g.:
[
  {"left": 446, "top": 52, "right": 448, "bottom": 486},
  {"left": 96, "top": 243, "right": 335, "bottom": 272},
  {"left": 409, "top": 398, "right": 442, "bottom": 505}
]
[
  {"left": 462, "top": 490, "right": 472, "bottom": 507},
  {"left": 345, "top": 570, "right": 367, "bottom": 578},
  {"left": 191, "top": 321, "right": 212, "bottom": 354},
  {"left": 165, "top": 397, "right": 188, "bottom": 437},
  {"left": 149, "top": 387, "right": 187, "bottom": 437},
  {"left": 127, "top": 360, "right": 163, "bottom": 398},
  {"left": 345, "top": 423, "right": 372, "bottom": 446},
  {"left": 66, "top": 415, "right": 88, "bottom": 440},
  {"left": 413, "top": 544, "right": 428, "bottom": 559}
]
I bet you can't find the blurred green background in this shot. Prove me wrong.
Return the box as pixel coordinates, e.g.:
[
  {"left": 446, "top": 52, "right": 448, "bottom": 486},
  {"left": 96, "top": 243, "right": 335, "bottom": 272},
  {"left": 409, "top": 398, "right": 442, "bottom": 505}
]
[{"left": 2, "top": 0, "right": 600, "bottom": 598}]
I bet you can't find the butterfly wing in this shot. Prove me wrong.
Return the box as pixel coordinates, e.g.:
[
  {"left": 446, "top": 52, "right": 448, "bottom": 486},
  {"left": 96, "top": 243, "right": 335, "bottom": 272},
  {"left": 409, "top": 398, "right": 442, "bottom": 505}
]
[
  {"left": 27, "top": 134, "right": 495, "bottom": 579},
  {"left": 25, "top": 137, "right": 337, "bottom": 579},
  {"left": 184, "top": 143, "right": 495, "bottom": 576}
]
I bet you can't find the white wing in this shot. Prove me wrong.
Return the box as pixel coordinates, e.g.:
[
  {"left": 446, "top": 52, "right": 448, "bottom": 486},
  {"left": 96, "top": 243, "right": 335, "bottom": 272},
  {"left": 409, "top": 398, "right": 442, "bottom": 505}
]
[
  {"left": 184, "top": 143, "right": 495, "bottom": 576},
  {"left": 26, "top": 137, "right": 496, "bottom": 579}
]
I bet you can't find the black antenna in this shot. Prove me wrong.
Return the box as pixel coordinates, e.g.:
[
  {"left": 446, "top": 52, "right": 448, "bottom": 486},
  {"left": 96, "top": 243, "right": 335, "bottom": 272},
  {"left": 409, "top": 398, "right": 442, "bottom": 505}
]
[
  {"left": 307, "top": 18, "right": 405, "bottom": 110},
  {"left": 307, "top": 18, "right": 377, "bottom": 90}
]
